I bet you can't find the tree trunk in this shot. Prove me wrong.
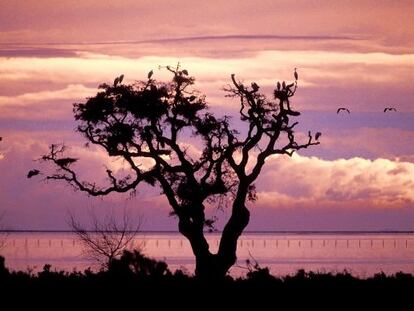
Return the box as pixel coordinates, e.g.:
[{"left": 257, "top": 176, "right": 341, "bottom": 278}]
[
  {"left": 178, "top": 214, "right": 230, "bottom": 279},
  {"left": 217, "top": 203, "right": 250, "bottom": 273},
  {"left": 178, "top": 213, "right": 218, "bottom": 278},
  {"left": 178, "top": 193, "right": 250, "bottom": 279},
  {"left": 216, "top": 185, "right": 251, "bottom": 277},
  {"left": 194, "top": 253, "right": 228, "bottom": 279},
  {"left": 193, "top": 204, "right": 250, "bottom": 279}
]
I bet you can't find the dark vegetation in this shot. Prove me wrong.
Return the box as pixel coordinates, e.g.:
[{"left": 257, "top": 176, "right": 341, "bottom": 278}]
[{"left": 0, "top": 253, "right": 412, "bottom": 307}]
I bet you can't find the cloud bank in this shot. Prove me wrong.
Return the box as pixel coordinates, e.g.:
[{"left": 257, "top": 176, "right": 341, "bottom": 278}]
[{"left": 256, "top": 154, "right": 414, "bottom": 209}]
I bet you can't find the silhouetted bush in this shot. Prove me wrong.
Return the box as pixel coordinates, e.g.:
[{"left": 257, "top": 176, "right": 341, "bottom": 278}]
[
  {"left": 108, "top": 250, "right": 171, "bottom": 279},
  {"left": 0, "top": 254, "right": 413, "bottom": 307}
]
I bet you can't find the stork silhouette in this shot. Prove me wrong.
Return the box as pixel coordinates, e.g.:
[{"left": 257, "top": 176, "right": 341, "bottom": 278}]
[
  {"left": 275, "top": 81, "right": 280, "bottom": 91},
  {"left": 27, "top": 169, "right": 40, "bottom": 178},
  {"left": 251, "top": 82, "right": 259, "bottom": 92},
  {"left": 113, "top": 74, "right": 124, "bottom": 86},
  {"left": 55, "top": 157, "right": 78, "bottom": 167},
  {"left": 384, "top": 107, "right": 397, "bottom": 112}
]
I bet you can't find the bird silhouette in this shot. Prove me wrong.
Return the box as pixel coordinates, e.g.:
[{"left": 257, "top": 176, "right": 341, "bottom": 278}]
[
  {"left": 55, "top": 157, "right": 78, "bottom": 167},
  {"left": 148, "top": 70, "right": 153, "bottom": 79},
  {"left": 315, "top": 132, "right": 322, "bottom": 140},
  {"left": 294, "top": 68, "right": 298, "bottom": 80},
  {"left": 276, "top": 81, "right": 281, "bottom": 91},
  {"left": 337, "top": 108, "right": 350, "bottom": 114},
  {"left": 27, "top": 169, "right": 40, "bottom": 178},
  {"left": 251, "top": 82, "right": 259, "bottom": 92},
  {"left": 113, "top": 74, "right": 124, "bottom": 86},
  {"left": 384, "top": 107, "right": 397, "bottom": 112}
]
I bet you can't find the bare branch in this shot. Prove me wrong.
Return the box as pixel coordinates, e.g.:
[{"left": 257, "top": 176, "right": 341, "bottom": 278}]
[
  {"left": 68, "top": 207, "right": 142, "bottom": 268},
  {"left": 42, "top": 144, "right": 157, "bottom": 196}
]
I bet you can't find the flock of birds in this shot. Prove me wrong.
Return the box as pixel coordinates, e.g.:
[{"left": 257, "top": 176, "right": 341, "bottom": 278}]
[
  {"left": 0, "top": 102, "right": 399, "bottom": 180},
  {"left": 336, "top": 107, "right": 397, "bottom": 114},
  {"left": 0, "top": 68, "right": 399, "bottom": 180},
  {"left": 310, "top": 107, "right": 399, "bottom": 141},
  {"left": 22, "top": 104, "right": 398, "bottom": 177},
  {"left": 307, "top": 106, "right": 399, "bottom": 142},
  {"left": 27, "top": 158, "right": 78, "bottom": 179}
]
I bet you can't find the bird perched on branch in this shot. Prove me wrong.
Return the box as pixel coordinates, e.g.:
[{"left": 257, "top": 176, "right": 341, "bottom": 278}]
[
  {"left": 315, "top": 132, "right": 322, "bottom": 140},
  {"left": 113, "top": 74, "right": 124, "bottom": 86},
  {"left": 55, "top": 157, "right": 78, "bottom": 167},
  {"left": 294, "top": 68, "right": 298, "bottom": 81},
  {"left": 337, "top": 108, "right": 350, "bottom": 114},
  {"left": 384, "top": 107, "right": 397, "bottom": 112},
  {"left": 251, "top": 82, "right": 259, "bottom": 92}
]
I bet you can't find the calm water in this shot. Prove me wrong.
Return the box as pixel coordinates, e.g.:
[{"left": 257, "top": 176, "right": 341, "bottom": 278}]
[{"left": 1, "top": 232, "right": 414, "bottom": 277}]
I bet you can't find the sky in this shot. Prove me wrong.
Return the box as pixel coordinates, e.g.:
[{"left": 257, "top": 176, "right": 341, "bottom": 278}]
[{"left": 0, "top": 0, "right": 414, "bottom": 231}]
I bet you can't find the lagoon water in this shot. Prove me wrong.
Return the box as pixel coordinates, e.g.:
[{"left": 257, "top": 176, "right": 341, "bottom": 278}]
[{"left": 1, "top": 232, "right": 414, "bottom": 277}]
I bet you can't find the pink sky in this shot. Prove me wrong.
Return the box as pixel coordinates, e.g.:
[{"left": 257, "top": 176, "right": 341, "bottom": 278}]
[{"left": 0, "top": 0, "right": 414, "bottom": 230}]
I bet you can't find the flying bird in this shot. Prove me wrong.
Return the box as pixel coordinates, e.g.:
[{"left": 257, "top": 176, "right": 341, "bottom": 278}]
[
  {"left": 27, "top": 169, "right": 40, "bottom": 178},
  {"left": 384, "top": 107, "right": 397, "bottom": 112},
  {"left": 337, "top": 108, "right": 350, "bottom": 114},
  {"left": 315, "top": 132, "right": 322, "bottom": 140},
  {"left": 294, "top": 68, "right": 298, "bottom": 80}
]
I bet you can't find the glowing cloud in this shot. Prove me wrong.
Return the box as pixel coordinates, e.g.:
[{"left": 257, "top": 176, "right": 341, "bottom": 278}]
[{"left": 256, "top": 154, "right": 414, "bottom": 209}]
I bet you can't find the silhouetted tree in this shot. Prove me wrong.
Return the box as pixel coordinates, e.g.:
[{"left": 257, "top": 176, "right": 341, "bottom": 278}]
[
  {"left": 39, "top": 65, "right": 319, "bottom": 279},
  {"left": 68, "top": 208, "right": 141, "bottom": 268}
]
